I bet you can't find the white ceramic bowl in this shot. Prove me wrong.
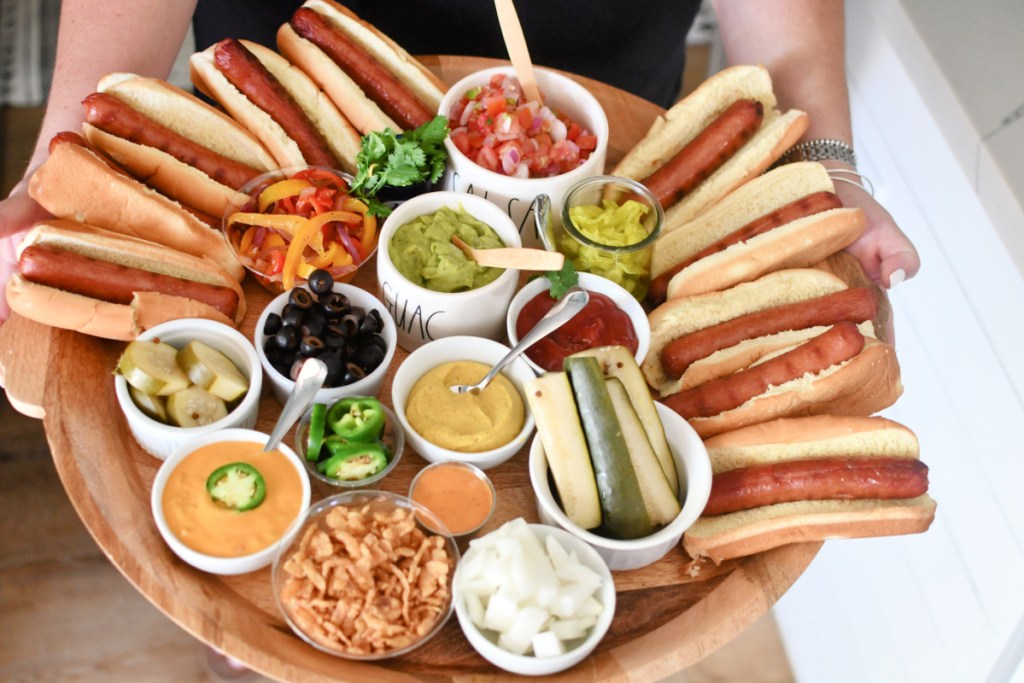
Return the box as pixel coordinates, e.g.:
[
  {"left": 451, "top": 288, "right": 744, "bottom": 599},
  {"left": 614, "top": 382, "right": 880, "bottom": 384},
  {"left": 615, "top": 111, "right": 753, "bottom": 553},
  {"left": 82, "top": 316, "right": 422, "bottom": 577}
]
[
  {"left": 453, "top": 522, "right": 616, "bottom": 676},
  {"left": 391, "top": 335, "right": 536, "bottom": 470},
  {"left": 151, "top": 428, "right": 311, "bottom": 575},
  {"left": 439, "top": 66, "right": 609, "bottom": 249},
  {"left": 530, "top": 403, "right": 712, "bottom": 571},
  {"left": 376, "top": 191, "right": 521, "bottom": 351},
  {"left": 114, "top": 318, "right": 262, "bottom": 461},
  {"left": 254, "top": 282, "right": 397, "bottom": 406},
  {"left": 505, "top": 272, "right": 651, "bottom": 376}
]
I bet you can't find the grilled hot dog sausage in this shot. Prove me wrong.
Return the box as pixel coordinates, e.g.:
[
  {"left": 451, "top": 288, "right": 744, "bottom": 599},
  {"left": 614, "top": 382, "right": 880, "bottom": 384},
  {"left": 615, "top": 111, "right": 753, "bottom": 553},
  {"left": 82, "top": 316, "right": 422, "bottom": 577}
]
[
  {"left": 648, "top": 190, "right": 844, "bottom": 304},
  {"left": 82, "top": 92, "right": 262, "bottom": 191},
  {"left": 703, "top": 456, "right": 930, "bottom": 516},
  {"left": 641, "top": 99, "right": 764, "bottom": 209},
  {"left": 663, "top": 321, "right": 865, "bottom": 419},
  {"left": 289, "top": 7, "right": 434, "bottom": 130},
  {"left": 213, "top": 38, "right": 338, "bottom": 168},
  {"left": 19, "top": 244, "right": 240, "bottom": 320},
  {"left": 661, "top": 287, "right": 878, "bottom": 378}
]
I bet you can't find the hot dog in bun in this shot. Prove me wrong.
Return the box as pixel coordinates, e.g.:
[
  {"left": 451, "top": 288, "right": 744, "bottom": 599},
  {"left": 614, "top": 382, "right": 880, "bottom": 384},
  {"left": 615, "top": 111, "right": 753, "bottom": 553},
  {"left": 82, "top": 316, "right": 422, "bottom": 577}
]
[
  {"left": 644, "top": 268, "right": 901, "bottom": 438},
  {"left": 27, "top": 134, "right": 245, "bottom": 281},
  {"left": 81, "top": 73, "right": 277, "bottom": 219},
  {"left": 613, "top": 65, "right": 808, "bottom": 231},
  {"left": 682, "top": 415, "right": 936, "bottom": 564},
  {"left": 190, "top": 38, "right": 360, "bottom": 172},
  {"left": 647, "top": 161, "right": 865, "bottom": 304},
  {"left": 277, "top": 0, "right": 447, "bottom": 134},
  {"left": 6, "top": 220, "right": 246, "bottom": 340}
]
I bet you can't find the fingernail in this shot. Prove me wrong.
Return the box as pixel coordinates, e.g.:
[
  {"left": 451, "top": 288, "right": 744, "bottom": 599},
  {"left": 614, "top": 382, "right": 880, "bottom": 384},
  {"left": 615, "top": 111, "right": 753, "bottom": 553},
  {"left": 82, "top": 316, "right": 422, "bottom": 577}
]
[{"left": 888, "top": 268, "right": 905, "bottom": 289}]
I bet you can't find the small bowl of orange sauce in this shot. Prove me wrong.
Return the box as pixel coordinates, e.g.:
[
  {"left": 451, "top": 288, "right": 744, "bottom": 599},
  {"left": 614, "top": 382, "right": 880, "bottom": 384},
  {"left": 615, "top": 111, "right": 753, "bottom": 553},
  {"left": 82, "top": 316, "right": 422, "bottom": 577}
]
[
  {"left": 151, "top": 428, "right": 311, "bottom": 575},
  {"left": 409, "top": 461, "right": 496, "bottom": 537}
]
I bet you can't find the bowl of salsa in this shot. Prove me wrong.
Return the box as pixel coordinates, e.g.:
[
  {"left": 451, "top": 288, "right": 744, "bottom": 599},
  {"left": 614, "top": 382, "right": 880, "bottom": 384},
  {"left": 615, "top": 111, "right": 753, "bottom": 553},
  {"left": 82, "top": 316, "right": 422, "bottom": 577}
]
[
  {"left": 438, "top": 66, "right": 609, "bottom": 249},
  {"left": 506, "top": 272, "right": 650, "bottom": 375}
]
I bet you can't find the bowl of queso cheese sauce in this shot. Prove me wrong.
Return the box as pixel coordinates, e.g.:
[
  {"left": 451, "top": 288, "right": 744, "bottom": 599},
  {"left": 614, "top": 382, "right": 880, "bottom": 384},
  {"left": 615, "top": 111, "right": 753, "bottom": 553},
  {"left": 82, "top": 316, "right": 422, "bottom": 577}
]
[
  {"left": 506, "top": 272, "right": 650, "bottom": 375},
  {"left": 409, "top": 461, "right": 496, "bottom": 537},
  {"left": 152, "top": 428, "right": 311, "bottom": 575}
]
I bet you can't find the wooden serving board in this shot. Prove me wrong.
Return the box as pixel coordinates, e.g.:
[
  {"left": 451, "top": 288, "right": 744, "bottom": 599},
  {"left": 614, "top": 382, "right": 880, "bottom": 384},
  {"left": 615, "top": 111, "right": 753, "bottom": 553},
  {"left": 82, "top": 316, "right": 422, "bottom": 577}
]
[{"left": 0, "top": 56, "right": 850, "bottom": 682}]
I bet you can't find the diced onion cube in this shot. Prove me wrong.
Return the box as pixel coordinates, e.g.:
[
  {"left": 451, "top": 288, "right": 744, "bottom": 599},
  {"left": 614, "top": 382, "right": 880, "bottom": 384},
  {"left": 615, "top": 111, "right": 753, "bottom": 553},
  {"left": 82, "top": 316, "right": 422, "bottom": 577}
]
[{"left": 533, "top": 631, "right": 566, "bottom": 658}]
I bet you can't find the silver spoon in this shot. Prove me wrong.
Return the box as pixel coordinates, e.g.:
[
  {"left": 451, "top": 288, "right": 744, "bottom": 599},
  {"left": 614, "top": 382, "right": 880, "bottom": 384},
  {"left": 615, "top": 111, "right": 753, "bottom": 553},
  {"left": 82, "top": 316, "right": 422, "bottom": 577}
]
[
  {"left": 450, "top": 286, "right": 590, "bottom": 395},
  {"left": 264, "top": 357, "right": 328, "bottom": 452}
]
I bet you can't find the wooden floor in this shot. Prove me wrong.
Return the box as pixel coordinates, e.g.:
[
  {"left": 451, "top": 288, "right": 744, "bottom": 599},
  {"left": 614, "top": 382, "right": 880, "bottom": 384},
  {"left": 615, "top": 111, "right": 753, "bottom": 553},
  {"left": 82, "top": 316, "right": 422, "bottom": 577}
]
[{"left": 0, "top": 69, "right": 795, "bottom": 681}]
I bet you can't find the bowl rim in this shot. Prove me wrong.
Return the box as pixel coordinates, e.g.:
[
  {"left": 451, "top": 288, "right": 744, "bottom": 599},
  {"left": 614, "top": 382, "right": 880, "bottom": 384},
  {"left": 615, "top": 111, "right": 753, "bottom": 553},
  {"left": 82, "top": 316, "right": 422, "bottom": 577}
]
[
  {"left": 294, "top": 399, "right": 405, "bottom": 489},
  {"left": 253, "top": 281, "right": 397, "bottom": 398},
  {"left": 408, "top": 459, "right": 497, "bottom": 537},
  {"left": 389, "top": 335, "right": 538, "bottom": 466},
  {"left": 114, "top": 318, "right": 263, "bottom": 440},
  {"left": 452, "top": 521, "right": 616, "bottom": 673},
  {"left": 529, "top": 403, "right": 712, "bottom": 552},
  {"left": 150, "top": 427, "right": 312, "bottom": 574},
  {"left": 271, "top": 489, "right": 460, "bottom": 660},
  {"left": 376, "top": 190, "right": 522, "bottom": 300},
  {"left": 505, "top": 272, "right": 651, "bottom": 376},
  {"left": 439, "top": 65, "right": 610, "bottom": 187}
]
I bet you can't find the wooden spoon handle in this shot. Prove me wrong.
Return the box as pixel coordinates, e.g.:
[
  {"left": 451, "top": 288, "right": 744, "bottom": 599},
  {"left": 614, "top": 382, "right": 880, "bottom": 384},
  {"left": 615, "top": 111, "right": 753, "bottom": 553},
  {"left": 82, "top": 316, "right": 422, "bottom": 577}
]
[
  {"left": 471, "top": 247, "right": 565, "bottom": 271},
  {"left": 494, "top": 0, "right": 543, "bottom": 104}
]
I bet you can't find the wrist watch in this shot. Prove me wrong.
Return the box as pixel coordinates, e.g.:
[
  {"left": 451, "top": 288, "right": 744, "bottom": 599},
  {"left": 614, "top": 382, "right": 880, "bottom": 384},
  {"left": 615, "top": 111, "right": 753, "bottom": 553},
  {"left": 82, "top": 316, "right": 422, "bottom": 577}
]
[{"left": 776, "top": 138, "right": 857, "bottom": 168}]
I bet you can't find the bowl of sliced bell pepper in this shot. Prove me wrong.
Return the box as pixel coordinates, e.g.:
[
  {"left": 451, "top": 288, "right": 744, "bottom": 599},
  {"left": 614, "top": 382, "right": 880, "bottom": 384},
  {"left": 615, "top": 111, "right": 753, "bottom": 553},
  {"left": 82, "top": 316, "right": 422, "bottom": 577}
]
[
  {"left": 295, "top": 396, "right": 405, "bottom": 491},
  {"left": 222, "top": 166, "right": 379, "bottom": 294}
]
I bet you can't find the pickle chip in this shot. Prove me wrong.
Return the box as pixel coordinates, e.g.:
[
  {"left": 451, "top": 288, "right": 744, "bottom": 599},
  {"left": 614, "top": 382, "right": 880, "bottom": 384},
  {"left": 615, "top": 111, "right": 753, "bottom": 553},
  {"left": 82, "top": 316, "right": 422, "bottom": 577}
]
[
  {"left": 166, "top": 385, "right": 228, "bottom": 427},
  {"left": 177, "top": 340, "right": 250, "bottom": 402},
  {"left": 128, "top": 384, "right": 168, "bottom": 423},
  {"left": 117, "top": 340, "right": 190, "bottom": 397}
]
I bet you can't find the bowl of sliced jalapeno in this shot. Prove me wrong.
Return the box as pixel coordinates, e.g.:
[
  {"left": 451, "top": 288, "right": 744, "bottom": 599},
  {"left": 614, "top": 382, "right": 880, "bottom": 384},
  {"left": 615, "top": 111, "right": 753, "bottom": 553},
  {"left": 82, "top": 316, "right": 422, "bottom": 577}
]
[{"left": 295, "top": 396, "right": 405, "bottom": 490}]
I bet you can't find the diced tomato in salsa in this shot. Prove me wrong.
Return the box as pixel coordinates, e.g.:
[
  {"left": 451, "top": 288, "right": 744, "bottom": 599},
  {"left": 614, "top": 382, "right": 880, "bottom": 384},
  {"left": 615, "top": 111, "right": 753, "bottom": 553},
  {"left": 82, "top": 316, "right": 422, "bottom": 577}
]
[{"left": 447, "top": 74, "right": 598, "bottom": 178}]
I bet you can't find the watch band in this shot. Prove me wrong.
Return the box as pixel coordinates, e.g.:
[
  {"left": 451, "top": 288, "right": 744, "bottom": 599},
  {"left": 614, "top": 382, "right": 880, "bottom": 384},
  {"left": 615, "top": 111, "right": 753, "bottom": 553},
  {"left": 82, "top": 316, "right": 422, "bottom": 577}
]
[{"left": 777, "top": 138, "right": 858, "bottom": 168}]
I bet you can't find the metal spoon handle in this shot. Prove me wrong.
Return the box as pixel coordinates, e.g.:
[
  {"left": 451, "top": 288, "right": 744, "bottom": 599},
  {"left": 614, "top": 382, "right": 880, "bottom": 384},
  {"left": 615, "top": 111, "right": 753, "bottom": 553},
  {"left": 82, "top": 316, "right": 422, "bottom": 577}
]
[
  {"left": 479, "top": 287, "right": 589, "bottom": 388},
  {"left": 264, "top": 357, "right": 328, "bottom": 452}
]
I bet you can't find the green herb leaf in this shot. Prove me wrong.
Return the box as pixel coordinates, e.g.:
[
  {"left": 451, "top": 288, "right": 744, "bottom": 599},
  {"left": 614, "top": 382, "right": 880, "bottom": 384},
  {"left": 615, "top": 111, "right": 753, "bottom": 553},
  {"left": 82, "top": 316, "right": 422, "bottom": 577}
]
[
  {"left": 545, "top": 260, "right": 579, "bottom": 300},
  {"left": 348, "top": 115, "right": 451, "bottom": 217}
]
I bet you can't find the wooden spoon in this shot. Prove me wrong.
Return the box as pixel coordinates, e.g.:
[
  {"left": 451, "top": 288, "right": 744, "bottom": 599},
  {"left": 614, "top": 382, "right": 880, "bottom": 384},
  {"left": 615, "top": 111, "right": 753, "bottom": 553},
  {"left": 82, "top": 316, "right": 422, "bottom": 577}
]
[
  {"left": 494, "top": 0, "right": 543, "bottom": 104},
  {"left": 451, "top": 235, "right": 565, "bottom": 271}
]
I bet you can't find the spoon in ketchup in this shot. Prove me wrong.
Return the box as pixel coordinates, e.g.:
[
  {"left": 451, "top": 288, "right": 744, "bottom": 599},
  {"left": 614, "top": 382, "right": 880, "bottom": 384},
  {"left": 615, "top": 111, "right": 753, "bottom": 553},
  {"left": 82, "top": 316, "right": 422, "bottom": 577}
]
[{"left": 449, "top": 287, "right": 589, "bottom": 395}]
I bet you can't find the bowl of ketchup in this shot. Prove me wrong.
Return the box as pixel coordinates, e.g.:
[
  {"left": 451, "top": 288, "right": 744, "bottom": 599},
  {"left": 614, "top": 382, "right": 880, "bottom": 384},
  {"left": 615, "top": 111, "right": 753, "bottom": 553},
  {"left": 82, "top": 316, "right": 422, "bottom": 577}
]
[{"left": 506, "top": 272, "right": 650, "bottom": 375}]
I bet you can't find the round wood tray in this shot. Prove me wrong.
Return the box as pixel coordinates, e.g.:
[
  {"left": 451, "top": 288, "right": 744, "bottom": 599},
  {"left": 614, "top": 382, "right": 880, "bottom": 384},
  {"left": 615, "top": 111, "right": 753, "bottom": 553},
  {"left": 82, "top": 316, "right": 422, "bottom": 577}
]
[{"left": 0, "top": 56, "right": 828, "bottom": 682}]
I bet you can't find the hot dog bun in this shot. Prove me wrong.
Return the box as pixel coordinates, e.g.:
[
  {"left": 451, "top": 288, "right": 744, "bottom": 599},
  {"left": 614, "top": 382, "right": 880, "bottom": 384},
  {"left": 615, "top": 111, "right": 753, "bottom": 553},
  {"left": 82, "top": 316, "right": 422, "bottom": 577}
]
[
  {"left": 6, "top": 220, "right": 246, "bottom": 340},
  {"left": 650, "top": 162, "right": 865, "bottom": 300},
  {"left": 646, "top": 269, "right": 900, "bottom": 438},
  {"left": 277, "top": 0, "right": 446, "bottom": 134},
  {"left": 190, "top": 38, "right": 360, "bottom": 172},
  {"left": 613, "top": 65, "right": 808, "bottom": 230},
  {"left": 27, "top": 137, "right": 245, "bottom": 281},
  {"left": 682, "top": 415, "right": 936, "bottom": 563},
  {"left": 81, "top": 73, "right": 276, "bottom": 219}
]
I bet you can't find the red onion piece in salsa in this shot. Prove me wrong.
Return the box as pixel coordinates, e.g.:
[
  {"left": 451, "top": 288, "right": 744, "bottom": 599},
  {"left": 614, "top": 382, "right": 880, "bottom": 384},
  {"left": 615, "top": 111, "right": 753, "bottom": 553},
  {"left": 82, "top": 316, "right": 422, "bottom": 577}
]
[{"left": 515, "top": 290, "right": 638, "bottom": 372}]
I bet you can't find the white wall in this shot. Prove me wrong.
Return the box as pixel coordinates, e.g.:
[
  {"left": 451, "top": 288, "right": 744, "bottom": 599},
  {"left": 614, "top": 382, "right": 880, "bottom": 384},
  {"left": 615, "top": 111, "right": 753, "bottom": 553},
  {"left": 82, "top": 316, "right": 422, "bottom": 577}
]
[{"left": 773, "top": 2, "right": 1024, "bottom": 682}]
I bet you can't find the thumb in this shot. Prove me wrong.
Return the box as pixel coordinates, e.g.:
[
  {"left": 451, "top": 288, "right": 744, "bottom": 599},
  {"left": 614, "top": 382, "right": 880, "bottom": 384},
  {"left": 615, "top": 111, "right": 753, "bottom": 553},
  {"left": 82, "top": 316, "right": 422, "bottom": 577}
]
[{"left": 880, "top": 249, "right": 921, "bottom": 290}]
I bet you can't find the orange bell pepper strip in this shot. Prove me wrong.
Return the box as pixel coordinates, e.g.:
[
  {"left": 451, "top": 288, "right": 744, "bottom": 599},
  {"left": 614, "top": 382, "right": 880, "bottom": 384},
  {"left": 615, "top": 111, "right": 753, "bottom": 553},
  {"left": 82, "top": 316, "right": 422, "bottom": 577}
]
[{"left": 258, "top": 178, "right": 313, "bottom": 212}]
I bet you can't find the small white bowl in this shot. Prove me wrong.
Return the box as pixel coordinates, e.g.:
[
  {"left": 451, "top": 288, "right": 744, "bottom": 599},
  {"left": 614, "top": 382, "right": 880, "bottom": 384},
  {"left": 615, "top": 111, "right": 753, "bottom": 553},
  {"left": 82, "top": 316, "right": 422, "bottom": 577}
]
[
  {"left": 439, "top": 66, "right": 609, "bottom": 249},
  {"left": 530, "top": 403, "right": 712, "bottom": 571},
  {"left": 254, "top": 282, "right": 397, "bottom": 406},
  {"left": 391, "top": 335, "right": 536, "bottom": 470},
  {"left": 506, "top": 272, "right": 651, "bottom": 376},
  {"left": 114, "top": 318, "right": 262, "bottom": 461},
  {"left": 151, "top": 428, "right": 311, "bottom": 575},
  {"left": 453, "top": 522, "right": 616, "bottom": 676},
  {"left": 376, "top": 191, "right": 521, "bottom": 351}
]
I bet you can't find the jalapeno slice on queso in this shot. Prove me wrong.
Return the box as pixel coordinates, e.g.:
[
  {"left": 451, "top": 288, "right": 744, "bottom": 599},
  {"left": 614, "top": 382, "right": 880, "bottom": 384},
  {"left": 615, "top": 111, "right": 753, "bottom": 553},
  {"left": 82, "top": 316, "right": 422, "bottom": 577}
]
[{"left": 206, "top": 462, "right": 267, "bottom": 511}]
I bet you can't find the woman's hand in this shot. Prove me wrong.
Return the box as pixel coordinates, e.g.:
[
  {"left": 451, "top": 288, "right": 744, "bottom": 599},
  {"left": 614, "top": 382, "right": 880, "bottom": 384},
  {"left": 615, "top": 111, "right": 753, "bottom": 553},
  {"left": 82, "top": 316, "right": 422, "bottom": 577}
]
[{"left": 0, "top": 190, "right": 51, "bottom": 323}]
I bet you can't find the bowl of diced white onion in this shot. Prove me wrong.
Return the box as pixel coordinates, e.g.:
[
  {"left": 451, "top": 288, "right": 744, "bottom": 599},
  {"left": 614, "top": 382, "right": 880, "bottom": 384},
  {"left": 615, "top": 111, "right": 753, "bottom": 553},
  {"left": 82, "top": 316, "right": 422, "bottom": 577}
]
[{"left": 453, "top": 518, "right": 616, "bottom": 676}]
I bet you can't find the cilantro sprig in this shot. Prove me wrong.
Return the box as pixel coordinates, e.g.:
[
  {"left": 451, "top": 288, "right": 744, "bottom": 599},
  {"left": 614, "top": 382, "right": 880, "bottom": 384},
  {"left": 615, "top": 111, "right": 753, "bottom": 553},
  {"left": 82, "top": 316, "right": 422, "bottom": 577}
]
[
  {"left": 349, "top": 115, "right": 450, "bottom": 217},
  {"left": 544, "top": 260, "right": 579, "bottom": 300}
]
